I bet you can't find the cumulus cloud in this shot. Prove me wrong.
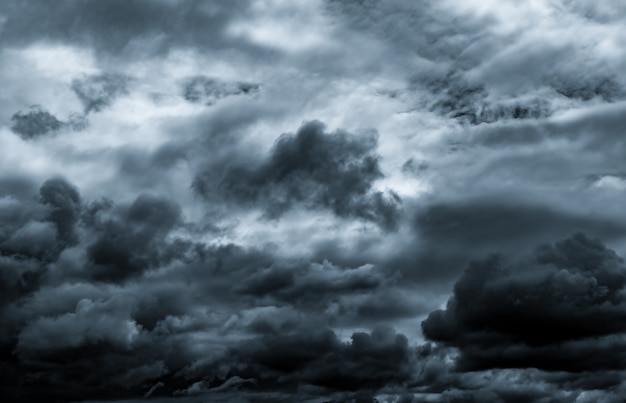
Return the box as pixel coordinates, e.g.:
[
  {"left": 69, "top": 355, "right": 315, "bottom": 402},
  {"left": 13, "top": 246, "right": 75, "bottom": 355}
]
[
  {"left": 422, "top": 233, "right": 626, "bottom": 372},
  {"left": 1, "top": 0, "right": 626, "bottom": 401},
  {"left": 195, "top": 120, "right": 402, "bottom": 230},
  {"left": 83, "top": 194, "right": 182, "bottom": 283}
]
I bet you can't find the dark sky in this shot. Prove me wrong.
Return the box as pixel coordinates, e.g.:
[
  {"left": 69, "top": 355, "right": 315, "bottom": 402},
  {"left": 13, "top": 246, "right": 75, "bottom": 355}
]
[{"left": 1, "top": 1, "right": 626, "bottom": 402}]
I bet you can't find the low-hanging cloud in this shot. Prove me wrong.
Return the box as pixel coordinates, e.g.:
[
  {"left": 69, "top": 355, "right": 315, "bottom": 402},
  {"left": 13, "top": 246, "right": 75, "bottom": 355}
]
[{"left": 422, "top": 233, "right": 626, "bottom": 372}]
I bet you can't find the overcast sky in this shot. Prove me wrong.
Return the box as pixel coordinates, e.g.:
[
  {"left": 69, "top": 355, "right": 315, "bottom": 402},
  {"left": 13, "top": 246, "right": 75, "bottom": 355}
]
[{"left": 1, "top": 1, "right": 626, "bottom": 402}]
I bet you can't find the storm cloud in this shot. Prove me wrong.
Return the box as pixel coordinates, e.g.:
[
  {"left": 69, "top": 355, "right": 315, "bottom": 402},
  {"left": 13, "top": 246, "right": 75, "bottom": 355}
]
[
  {"left": 1, "top": 0, "right": 626, "bottom": 401},
  {"left": 422, "top": 233, "right": 626, "bottom": 372},
  {"left": 71, "top": 73, "right": 130, "bottom": 114},
  {"left": 195, "top": 120, "right": 402, "bottom": 230}
]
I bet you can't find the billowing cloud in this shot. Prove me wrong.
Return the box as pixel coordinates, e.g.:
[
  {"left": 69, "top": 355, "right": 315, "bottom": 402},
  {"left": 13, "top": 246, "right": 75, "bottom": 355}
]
[
  {"left": 1, "top": 0, "right": 625, "bottom": 401},
  {"left": 422, "top": 234, "right": 626, "bottom": 372},
  {"left": 195, "top": 120, "right": 402, "bottom": 230},
  {"left": 84, "top": 194, "right": 182, "bottom": 283}
]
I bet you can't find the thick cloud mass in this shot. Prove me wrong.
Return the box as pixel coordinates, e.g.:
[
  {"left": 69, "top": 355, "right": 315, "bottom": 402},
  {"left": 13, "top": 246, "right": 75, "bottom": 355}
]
[
  {"left": 1, "top": 0, "right": 626, "bottom": 401},
  {"left": 422, "top": 234, "right": 626, "bottom": 371},
  {"left": 0, "top": 0, "right": 253, "bottom": 57},
  {"left": 195, "top": 120, "right": 402, "bottom": 230},
  {"left": 84, "top": 194, "right": 182, "bottom": 283}
]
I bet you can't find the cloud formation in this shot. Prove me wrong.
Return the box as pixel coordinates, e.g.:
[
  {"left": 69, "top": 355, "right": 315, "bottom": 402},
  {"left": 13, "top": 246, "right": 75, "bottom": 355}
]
[
  {"left": 11, "top": 106, "right": 63, "bottom": 139},
  {"left": 181, "top": 76, "right": 260, "bottom": 106},
  {"left": 422, "top": 234, "right": 626, "bottom": 372},
  {"left": 71, "top": 73, "right": 130, "bottom": 113},
  {"left": 1, "top": 0, "right": 626, "bottom": 401},
  {"left": 195, "top": 120, "right": 402, "bottom": 230}
]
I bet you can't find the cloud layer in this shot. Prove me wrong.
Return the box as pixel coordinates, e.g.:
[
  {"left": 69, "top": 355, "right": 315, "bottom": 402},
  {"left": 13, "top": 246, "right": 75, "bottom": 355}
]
[{"left": 1, "top": 0, "right": 626, "bottom": 401}]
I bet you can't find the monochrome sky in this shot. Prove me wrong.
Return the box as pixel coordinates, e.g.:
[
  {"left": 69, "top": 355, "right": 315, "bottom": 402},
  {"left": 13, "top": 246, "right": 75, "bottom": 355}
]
[{"left": 1, "top": 1, "right": 626, "bottom": 402}]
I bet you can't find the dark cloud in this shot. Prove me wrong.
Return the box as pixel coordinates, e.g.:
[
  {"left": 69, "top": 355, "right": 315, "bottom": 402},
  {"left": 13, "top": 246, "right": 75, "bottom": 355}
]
[
  {"left": 416, "top": 200, "right": 625, "bottom": 250},
  {"left": 395, "top": 198, "right": 626, "bottom": 284},
  {"left": 182, "top": 76, "right": 260, "bottom": 106},
  {"left": 414, "top": 72, "right": 554, "bottom": 125},
  {"left": 183, "top": 326, "right": 418, "bottom": 396},
  {"left": 10, "top": 106, "right": 63, "bottom": 139},
  {"left": 1, "top": 1, "right": 625, "bottom": 401},
  {"left": 402, "top": 158, "right": 428, "bottom": 176},
  {"left": 0, "top": 176, "right": 417, "bottom": 402},
  {"left": 325, "top": 0, "right": 489, "bottom": 64},
  {"left": 422, "top": 233, "right": 626, "bottom": 372},
  {"left": 0, "top": 175, "right": 38, "bottom": 199},
  {"left": 232, "top": 260, "right": 420, "bottom": 326},
  {"left": 84, "top": 193, "right": 182, "bottom": 283},
  {"left": 195, "top": 120, "right": 402, "bottom": 230},
  {"left": 71, "top": 73, "right": 130, "bottom": 113},
  {"left": 0, "top": 0, "right": 266, "bottom": 59},
  {"left": 10, "top": 106, "right": 89, "bottom": 140},
  {"left": 0, "top": 178, "right": 81, "bottom": 307},
  {"left": 39, "top": 177, "right": 81, "bottom": 246},
  {"left": 552, "top": 75, "right": 625, "bottom": 102},
  {"left": 407, "top": 67, "right": 624, "bottom": 128},
  {"left": 236, "top": 261, "right": 387, "bottom": 301}
]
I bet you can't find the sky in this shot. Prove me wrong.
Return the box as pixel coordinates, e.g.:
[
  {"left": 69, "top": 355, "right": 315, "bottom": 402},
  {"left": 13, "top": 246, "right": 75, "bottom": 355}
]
[{"left": 1, "top": 1, "right": 626, "bottom": 402}]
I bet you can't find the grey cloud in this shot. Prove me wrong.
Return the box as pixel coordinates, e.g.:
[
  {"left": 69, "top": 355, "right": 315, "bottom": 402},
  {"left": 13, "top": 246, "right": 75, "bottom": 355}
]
[
  {"left": 39, "top": 177, "right": 81, "bottom": 246},
  {"left": 0, "top": 0, "right": 258, "bottom": 58},
  {"left": 195, "top": 120, "right": 402, "bottom": 230},
  {"left": 465, "top": 101, "right": 626, "bottom": 152},
  {"left": 10, "top": 106, "right": 63, "bottom": 139},
  {"left": 16, "top": 295, "right": 140, "bottom": 353},
  {"left": 392, "top": 199, "right": 626, "bottom": 284},
  {"left": 2, "top": 1, "right": 625, "bottom": 401},
  {"left": 84, "top": 193, "right": 182, "bottom": 283},
  {"left": 561, "top": 1, "right": 626, "bottom": 23},
  {"left": 412, "top": 68, "right": 624, "bottom": 127},
  {"left": 0, "top": 178, "right": 81, "bottom": 306},
  {"left": 233, "top": 260, "right": 419, "bottom": 325},
  {"left": 422, "top": 233, "right": 626, "bottom": 372},
  {"left": 416, "top": 200, "right": 625, "bottom": 250},
  {"left": 0, "top": 221, "right": 58, "bottom": 260},
  {"left": 419, "top": 72, "right": 554, "bottom": 125},
  {"left": 0, "top": 175, "right": 38, "bottom": 199},
  {"left": 182, "top": 76, "right": 260, "bottom": 106},
  {"left": 115, "top": 143, "right": 189, "bottom": 191},
  {"left": 199, "top": 326, "right": 418, "bottom": 394},
  {"left": 0, "top": 255, "right": 44, "bottom": 308},
  {"left": 236, "top": 261, "right": 388, "bottom": 301},
  {"left": 7, "top": 73, "right": 124, "bottom": 142},
  {"left": 402, "top": 158, "right": 428, "bottom": 176},
  {"left": 71, "top": 73, "right": 130, "bottom": 113},
  {"left": 336, "top": 0, "right": 625, "bottom": 127},
  {"left": 552, "top": 75, "right": 625, "bottom": 102},
  {"left": 325, "top": 0, "right": 490, "bottom": 64},
  {"left": 10, "top": 106, "right": 89, "bottom": 140}
]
